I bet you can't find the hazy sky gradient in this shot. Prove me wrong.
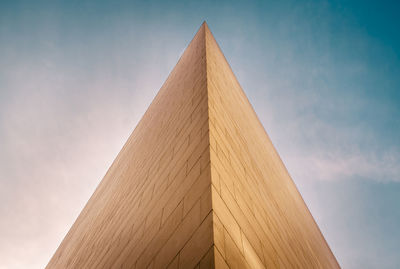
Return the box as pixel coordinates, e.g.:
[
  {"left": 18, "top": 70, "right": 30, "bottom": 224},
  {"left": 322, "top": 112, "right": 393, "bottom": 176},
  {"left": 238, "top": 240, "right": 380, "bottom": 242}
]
[{"left": 1, "top": 0, "right": 399, "bottom": 268}]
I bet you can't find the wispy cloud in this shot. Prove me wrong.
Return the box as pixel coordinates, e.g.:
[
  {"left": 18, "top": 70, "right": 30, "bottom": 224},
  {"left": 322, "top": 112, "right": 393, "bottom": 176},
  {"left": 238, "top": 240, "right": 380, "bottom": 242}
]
[{"left": 288, "top": 149, "right": 400, "bottom": 182}]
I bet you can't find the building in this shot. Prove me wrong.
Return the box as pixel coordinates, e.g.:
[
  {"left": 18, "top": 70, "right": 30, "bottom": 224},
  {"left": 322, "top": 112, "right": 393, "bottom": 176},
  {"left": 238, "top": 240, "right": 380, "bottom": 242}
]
[{"left": 47, "top": 22, "right": 339, "bottom": 269}]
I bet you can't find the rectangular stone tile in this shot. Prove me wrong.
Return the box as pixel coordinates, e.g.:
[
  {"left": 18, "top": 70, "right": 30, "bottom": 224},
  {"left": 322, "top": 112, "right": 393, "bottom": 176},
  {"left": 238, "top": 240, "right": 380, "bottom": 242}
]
[
  {"left": 211, "top": 185, "right": 243, "bottom": 254},
  {"left": 214, "top": 246, "right": 229, "bottom": 269},
  {"left": 199, "top": 245, "right": 215, "bottom": 269},
  {"left": 179, "top": 212, "right": 213, "bottom": 268},
  {"left": 223, "top": 227, "right": 249, "bottom": 269},
  {"left": 153, "top": 198, "right": 202, "bottom": 269}
]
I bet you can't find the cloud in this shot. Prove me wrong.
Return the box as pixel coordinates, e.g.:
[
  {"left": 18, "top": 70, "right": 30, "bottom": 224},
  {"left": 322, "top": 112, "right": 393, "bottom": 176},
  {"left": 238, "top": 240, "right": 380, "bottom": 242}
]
[{"left": 288, "top": 149, "right": 400, "bottom": 182}]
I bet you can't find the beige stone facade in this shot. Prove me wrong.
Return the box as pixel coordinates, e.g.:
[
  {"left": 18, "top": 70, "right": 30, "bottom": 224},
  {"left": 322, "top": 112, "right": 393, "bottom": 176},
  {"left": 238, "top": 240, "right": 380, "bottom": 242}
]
[{"left": 47, "top": 23, "right": 339, "bottom": 269}]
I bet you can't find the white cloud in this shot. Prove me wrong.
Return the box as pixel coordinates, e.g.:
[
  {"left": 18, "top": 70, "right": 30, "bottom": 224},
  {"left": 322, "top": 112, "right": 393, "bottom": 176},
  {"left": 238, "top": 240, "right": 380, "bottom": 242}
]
[{"left": 287, "top": 149, "right": 400, "bottom": 182}]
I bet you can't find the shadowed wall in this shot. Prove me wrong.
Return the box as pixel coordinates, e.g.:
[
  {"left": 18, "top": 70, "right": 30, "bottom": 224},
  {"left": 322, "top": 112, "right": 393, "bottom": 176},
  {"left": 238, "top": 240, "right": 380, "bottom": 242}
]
[{"left": 47, "top": 23, "right": 212, "bottom": 269}]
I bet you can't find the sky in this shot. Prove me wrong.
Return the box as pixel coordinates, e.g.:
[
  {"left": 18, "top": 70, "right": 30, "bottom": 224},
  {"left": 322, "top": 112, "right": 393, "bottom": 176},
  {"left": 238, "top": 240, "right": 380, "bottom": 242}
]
[{"left": 0, "top": 0, "right": 399, "bottom": 268}]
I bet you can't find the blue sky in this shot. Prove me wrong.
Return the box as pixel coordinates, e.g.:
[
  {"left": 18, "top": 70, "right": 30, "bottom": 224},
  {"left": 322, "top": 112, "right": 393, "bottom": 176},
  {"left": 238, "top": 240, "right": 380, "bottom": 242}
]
[{"left": 1, "top": 0, "right": 399, "bottom": 268}]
